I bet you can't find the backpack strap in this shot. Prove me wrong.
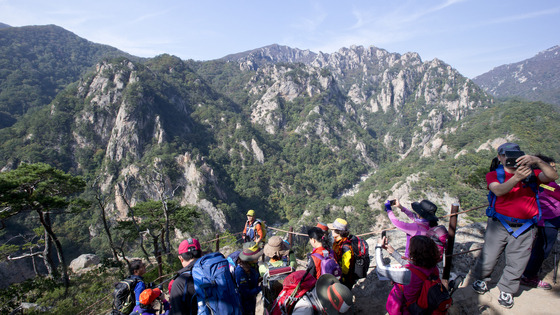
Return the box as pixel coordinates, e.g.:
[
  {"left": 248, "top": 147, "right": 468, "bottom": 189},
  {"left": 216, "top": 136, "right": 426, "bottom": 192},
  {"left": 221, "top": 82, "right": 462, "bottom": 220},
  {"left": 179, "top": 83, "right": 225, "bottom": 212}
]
[
  {"left": 405, "top": 265, "right": 436, "bottom": 307},
  {"left": 487, "top": 165, "right": 540, "bottom": 238}
]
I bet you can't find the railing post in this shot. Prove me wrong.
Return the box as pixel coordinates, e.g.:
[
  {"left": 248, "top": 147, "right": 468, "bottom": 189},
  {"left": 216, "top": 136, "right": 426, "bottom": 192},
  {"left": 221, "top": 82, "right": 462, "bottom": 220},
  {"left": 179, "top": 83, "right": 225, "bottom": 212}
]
[
  {"left": 215, "top": 233, "right": 220, "bottom": 252},
  {"left": 288, "top": 227, "right": 293, "bottom": 245},
  {"left": 442, "top": 203, "right": 459, "bottom": 288}
]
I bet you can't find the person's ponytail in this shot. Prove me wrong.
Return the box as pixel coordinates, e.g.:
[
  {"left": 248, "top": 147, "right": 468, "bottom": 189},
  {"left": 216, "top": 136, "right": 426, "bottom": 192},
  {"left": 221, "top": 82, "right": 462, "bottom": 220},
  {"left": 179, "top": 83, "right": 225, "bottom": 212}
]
[{"left": 489, "top": 157, "right": 500, "bottom": 172}]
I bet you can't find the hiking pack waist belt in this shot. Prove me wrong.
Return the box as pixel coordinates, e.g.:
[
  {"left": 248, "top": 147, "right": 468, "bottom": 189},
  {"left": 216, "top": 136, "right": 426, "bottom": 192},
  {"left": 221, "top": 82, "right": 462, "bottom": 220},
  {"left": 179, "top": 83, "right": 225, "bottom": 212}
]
[{"left": 492, "top": 217, "right": 525, "bottom": 227}]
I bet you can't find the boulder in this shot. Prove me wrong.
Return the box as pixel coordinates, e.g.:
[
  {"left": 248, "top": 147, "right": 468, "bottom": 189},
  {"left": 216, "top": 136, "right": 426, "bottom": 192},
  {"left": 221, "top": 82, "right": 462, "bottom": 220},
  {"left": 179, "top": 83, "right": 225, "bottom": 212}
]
[{"left": 70, "top": 254, "right": 100, "bottom": 273}]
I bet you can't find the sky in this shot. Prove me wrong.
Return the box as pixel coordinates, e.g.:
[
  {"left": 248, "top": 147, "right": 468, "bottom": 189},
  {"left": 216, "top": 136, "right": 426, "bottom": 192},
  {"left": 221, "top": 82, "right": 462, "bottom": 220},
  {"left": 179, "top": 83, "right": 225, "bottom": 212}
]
[{"left": 0, "top": 0, "right": 558, "bottom": 78}]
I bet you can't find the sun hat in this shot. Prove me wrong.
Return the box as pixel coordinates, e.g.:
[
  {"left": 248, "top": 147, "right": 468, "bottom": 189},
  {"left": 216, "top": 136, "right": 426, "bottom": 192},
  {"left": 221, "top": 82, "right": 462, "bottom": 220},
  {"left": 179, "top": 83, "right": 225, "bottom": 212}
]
[
  {"left": 316, "top": 274, "right": 353, "bottom": 314},
  {"left": 178, "top": 238, "right": 201, "bottom": 254},
  {"left": 239, "top": 247, "right": 264, "bottom": 262},
  {"left": 246, "top": 209, "right": 255, "bottom": 216},
  {"left": 497, "top": 142, "right": 521, "bottom": 155},
  {"left": 316, "top": 222, "right": 329, "bottom": 232},
  {"left": 263, "top": 236, "right": 290, "bottom": 257},
  {"left": 327, "top": 218, "right": 348, "bottom": 231},
  {"left": 411, "top": 200, "right": 438, "bottom": 222},
  {"left": 139, "top": 288, "right": 162, "bottom": 305}
]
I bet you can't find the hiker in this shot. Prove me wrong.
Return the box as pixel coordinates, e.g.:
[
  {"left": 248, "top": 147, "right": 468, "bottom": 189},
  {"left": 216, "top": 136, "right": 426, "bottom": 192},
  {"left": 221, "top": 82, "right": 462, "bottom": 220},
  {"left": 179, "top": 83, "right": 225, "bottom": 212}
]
[
  {"left": 169, "top": 238, "right": 202, "bottom": 315},
  {"left": 522, "top": 155, "right": 560, "bottom": 290},
  {"left": 328, "top": 218, "right": 356, "bottom": 289},
  {"left": 376, "top": 235, "right": 450, "bottom": 314},
  {"left": 307, "top": 227, "right": 340, "bottom": 280},
  {"left": 291, "top": 274, "right": 354, "bottom": 315},
  {"left": 242, "top": 210, "right": 265, "bottom": 246},
  {"left": 259, "top": 236, "right": 297, "bottom": 276},
  {"left": 131, "top": 288, "right": 170, "bottom": 315},
  {"left": 235, "top": 247, "right": 264, "bottom": 315},
  {"left": 112, "top": 259, "right": 148, "bottom": 315},
  {"left": 129, "top": 260, "right": 147, "bottom": 306},
  {"left": 472, "top": 143, "right": 558, "bottom": 309},
  {"left": 384, "top": 199, "right": 446, "bottom": 259}
]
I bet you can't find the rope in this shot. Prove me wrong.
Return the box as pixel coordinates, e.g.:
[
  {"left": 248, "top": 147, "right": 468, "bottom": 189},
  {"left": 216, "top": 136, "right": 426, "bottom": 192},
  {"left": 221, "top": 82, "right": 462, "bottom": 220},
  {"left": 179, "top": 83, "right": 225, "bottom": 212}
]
[
  {"left": 446, "top": 247, "right": 483, "bottom": 257},
  {"left": 267, "top": 226, "right": 308, "bottom": 236},
  {"left": 438, "top": 205, "right": 487, "bottom": 219},
  {"left": 200, "top": 231, "right": 243, "bottom": 244}
]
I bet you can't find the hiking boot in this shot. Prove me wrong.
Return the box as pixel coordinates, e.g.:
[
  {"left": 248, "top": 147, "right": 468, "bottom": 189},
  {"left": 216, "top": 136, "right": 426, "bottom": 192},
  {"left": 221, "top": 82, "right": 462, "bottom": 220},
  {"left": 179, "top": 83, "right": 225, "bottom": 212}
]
[
  {"left": 521, "top": 275, "right": 552, "bottom": 290},
  {"left": 498, "top": 291, "right": 514, "bottom": 309},
  {"left": 472, "top": 280, "right": 488, "bottom": 295},
  {"left": 448, "top": 275, "right": 464, "bottom": 296}
]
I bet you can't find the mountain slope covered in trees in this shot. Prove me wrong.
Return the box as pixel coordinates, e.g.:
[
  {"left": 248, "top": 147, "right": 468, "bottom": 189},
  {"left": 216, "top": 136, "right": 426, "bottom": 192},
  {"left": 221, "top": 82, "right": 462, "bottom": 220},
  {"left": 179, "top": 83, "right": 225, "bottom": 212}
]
[{"left": 0, "top": 25, "right": 137, "bottom": 128}]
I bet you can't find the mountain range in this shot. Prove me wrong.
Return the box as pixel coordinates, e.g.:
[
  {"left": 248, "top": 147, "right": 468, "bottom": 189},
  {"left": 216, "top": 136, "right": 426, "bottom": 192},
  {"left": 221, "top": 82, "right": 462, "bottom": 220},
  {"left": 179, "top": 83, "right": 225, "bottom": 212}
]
[
  {"left": 0, "top": 23, "right": 559, "bottom": 269},
  {"left": 473, "top": 45, "right": 560, "bottom": 106}
]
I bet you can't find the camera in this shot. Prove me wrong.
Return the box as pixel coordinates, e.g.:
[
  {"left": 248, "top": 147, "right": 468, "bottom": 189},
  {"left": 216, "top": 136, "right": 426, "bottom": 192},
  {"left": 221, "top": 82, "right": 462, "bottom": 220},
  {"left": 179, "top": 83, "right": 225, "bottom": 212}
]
[
  {"left": 504, "top": 150, "right": 525, "bottom": 168},
  {"left": 389, "top": 200, "right": 396, "bottom": 206}
]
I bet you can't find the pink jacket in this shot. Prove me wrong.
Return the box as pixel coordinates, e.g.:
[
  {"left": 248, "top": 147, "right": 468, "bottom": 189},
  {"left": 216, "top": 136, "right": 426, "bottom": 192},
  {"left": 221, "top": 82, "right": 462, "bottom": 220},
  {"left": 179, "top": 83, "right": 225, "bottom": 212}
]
[{"left": 387, "top": 207, "right": 430, "bottom": 257}]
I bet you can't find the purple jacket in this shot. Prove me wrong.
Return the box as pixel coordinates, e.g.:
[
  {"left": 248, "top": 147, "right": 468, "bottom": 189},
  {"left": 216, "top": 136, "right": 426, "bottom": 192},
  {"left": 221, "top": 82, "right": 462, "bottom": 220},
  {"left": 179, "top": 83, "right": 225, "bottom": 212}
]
[
  {"left": 539, "top": 181, "right": 560, "bottom": 226},
  {"left": 387, "top": 207, "right": 430, "bottom": 257}
]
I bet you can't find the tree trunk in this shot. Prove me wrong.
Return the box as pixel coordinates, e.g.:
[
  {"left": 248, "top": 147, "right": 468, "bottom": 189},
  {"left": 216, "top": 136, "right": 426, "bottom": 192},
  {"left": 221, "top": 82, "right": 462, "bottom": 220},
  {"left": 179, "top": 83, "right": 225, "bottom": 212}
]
[
  {"left": 38, "top": 210, "right": 69, "bottom": 289},
  {"left": 153, "top": 235, "right": 163, "bottom": 278},
  {"left": 96, "top": 194, "right": 119, "bottom": 261},
  {"left": 118, "top": 183, "right": 151, "bottom": 260},
  {"left": 42, "top": 229, "right": 56, "bottom": 278}
]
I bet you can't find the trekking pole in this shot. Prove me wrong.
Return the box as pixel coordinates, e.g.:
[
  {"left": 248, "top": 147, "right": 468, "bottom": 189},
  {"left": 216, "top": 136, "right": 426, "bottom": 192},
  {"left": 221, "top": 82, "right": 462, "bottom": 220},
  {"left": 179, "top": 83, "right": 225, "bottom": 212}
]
[{"left": 554, "top": 250, "right": 558, "bottom": 285}]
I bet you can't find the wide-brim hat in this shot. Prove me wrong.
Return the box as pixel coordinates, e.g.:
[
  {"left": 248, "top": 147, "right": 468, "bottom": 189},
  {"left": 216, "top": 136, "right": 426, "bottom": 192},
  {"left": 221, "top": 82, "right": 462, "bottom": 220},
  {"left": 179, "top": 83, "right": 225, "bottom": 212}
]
[
  {"left": 327, "top": 218, "right": 348, "bottom": 231},
  {"left": 263, "top": 236, "right": 290, "bottom": 257},
  {"left": 316, "top": 274, "right": 353, "bottom": 314},
  {"left": 411, "top": 199, "right": 438, "bottom": 222},
  {"left": 239, "top": 247, "right": 264, "bottom": 262}
]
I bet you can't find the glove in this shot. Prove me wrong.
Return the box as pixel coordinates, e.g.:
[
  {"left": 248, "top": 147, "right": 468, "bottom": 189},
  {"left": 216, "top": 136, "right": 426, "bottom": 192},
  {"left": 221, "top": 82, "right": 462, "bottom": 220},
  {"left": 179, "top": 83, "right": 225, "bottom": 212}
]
[{"left": 384, "top": 200, "right": 392, "bottom": 212}]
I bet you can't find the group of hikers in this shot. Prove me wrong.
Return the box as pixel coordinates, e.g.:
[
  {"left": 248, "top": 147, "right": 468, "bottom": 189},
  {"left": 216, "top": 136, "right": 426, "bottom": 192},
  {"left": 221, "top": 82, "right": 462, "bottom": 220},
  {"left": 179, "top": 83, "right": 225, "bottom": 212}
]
[{"left": 112, "top": 142, "right": 559, "bottom": 314}]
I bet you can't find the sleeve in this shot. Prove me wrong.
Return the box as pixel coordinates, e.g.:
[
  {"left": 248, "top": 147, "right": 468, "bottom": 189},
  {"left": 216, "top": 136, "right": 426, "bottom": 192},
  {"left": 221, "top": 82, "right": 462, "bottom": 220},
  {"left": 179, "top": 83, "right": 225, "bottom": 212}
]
[
  {"left": 169, "top": 275, "right": 187, "bottom": 315},
  {"left": 545, "top": 181, "right": 560, "bottom": 201},
  {"left": 258, "top": 263, "right": 268, "bottom": 277},
  {"left": 255, "top": 223, "right": 263, "bottom": 240},
  {"left": 389, "top": 249, "right": 409, "bottom": 266},
  {"left": 134, "top": 281, "right": 146, "bottom": 305},
  {"left": 400, "top": 207, "right": 418, "bottom": 220},
  {"left": 306, "top": 255, "right": 318, "bottom": 279},
  {"left": 375, "top": 247, "right": 411, "bottom": 285},
  {"left": 289, "top": 252, "right": 297, "bottom": 269},
  {"left": 340, "top": 245, "right": 353, "bottom": 275},
  {"left": 486, "top": 171, "right": 498, "bottom": 189},
  {"left": 243, "top": 222, "right": 248, "bottom": 234},
  {"left": 387, "top": 210, "right": 421, "bottom": 236}
]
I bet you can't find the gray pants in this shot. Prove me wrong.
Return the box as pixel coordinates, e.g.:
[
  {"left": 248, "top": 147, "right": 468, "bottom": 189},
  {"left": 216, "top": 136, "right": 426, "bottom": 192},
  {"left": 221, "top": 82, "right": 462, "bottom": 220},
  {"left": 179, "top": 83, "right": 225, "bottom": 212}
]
[{"left": 473, "top": 218, "right": 535, "bottom": 294}]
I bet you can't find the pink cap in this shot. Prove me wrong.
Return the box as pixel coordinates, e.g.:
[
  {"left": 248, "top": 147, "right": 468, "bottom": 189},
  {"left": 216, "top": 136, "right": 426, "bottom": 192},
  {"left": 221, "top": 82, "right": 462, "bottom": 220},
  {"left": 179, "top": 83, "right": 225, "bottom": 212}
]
[{"left": 178, "top": 238, "right": 201, "bottom": 254}]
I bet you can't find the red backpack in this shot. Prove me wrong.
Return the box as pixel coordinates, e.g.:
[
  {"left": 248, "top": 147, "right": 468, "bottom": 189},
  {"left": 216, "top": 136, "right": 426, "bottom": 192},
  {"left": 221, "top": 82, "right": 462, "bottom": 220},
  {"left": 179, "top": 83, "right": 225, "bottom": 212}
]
[
  {"left": 269, "top": 270, "right": 317, "bottom": 315},
  {"left": 406, "top": 265, "right": 452, "bottom": 314}
]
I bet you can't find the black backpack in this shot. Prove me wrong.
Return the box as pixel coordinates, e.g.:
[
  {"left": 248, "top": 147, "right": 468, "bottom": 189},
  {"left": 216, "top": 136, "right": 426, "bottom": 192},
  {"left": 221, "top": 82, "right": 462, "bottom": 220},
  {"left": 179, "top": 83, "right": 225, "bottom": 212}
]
[
  {"left": 112, "top": 277, "right": 139, "bottom": 315},
  {"left": 349, "top": 235, "right": 370, "bottom": 279}
]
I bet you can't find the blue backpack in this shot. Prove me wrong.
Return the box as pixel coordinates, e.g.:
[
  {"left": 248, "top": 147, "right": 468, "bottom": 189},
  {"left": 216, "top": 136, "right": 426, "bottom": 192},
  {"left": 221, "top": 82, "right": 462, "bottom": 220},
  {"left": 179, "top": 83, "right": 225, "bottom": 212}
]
[
  {"left": 192, "top": 252, "right": 243, "bottom": 315},
  {"left": 486, "top": 164, "right": 542, "bottom": 238}
]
